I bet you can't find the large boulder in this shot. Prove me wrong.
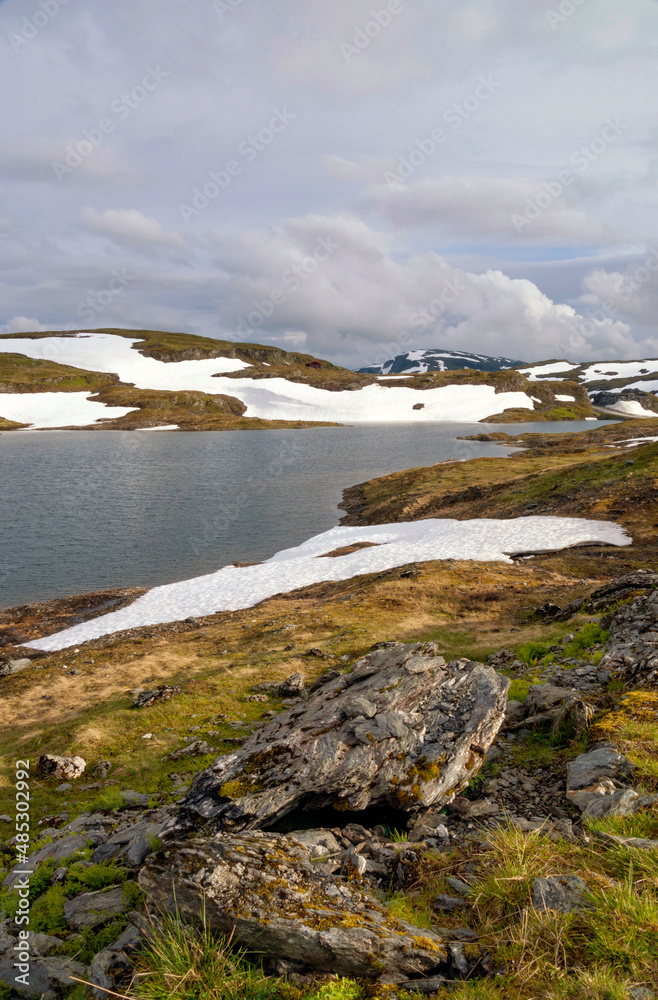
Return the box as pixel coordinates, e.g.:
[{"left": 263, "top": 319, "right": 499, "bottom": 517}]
[
  {"left": 139, "top": 831, "right": 448, "bottom": 981},
  {"left": 173, "top": 642, "right": 509, "bottom": 832},
  {"left": 35, "top": 754, "right": 86, "bottom": 781}
]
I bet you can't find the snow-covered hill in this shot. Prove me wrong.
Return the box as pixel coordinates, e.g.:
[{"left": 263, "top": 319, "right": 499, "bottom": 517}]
[
  {"left": 357, "top": 348, "right": 524, "bottom": 375},
  {"left": 518, "top": 359, "right": 658, "bottom": 417}
]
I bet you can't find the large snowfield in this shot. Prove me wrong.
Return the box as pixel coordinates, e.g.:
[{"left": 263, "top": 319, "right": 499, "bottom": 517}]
[
  {"left": 0, "top": 391, "right": 137, "bottom": 428},
  {"left": 27, "top": 516, "right": 631, "bottom": 651},
  {"left": 0, "top": 333, "right": 536, "bottom": 425}
]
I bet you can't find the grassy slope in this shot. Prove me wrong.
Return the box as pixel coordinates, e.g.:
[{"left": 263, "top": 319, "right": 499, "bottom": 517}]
[{"left": 0, "top": 329, "right": 602, "bottom": 428}]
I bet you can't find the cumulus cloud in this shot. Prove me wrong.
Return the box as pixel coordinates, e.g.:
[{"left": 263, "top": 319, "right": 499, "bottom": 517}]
[
  {"left": 212, "top": 212, "right": 634, "bottom": 364},
  {"left": 367, "top": 176, "right": 615, "bottom": 243},
  {"left": 580, "top": 252, "right": 658, "bottom": 341},
  {"left": 81, "top": 208, "right": 187, "bottom": 249}
]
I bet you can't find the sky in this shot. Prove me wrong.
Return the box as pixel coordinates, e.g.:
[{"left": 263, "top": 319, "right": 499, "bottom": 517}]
[{"left": 1, "top": 0, "right": 658, "bottom": 369}]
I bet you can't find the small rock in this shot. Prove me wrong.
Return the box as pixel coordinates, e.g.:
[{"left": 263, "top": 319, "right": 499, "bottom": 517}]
[
  {"left": 133, "top": 686, "right": 180, "bottom": 709},
  {"left": 93, "top": 761, "right": 112, "bottom": 779},
  {"left": 120, "top": 791, "right": 151, "bottom": 809},
  {"left": 279, "top": 672, "right": 306, "bottom": 697},
  {"left": 246, "top": 694, "right": 269, "bottom": 703},
  {"left": 629, "top": 988, "right": 655, "bottom": 1000},
  {"left": 503, "top": 700, "right": 526, "bottom": 727},
  {"left": 56, "top": 783, "right": 72, "bottom": 792},
  {"left": 0, "top": 658, "right": 31, "bottom": 677},
  {"left": 64, "top": 885, "right": 133, "bottom": 930},
  {"left": 532, "top": 875, "right": 592, "bottom": 914},
  {"left": 432, "top": 894, "right": 468, "bottom": 912},
  {"left": 167, "top": 740, "right": 213, "bottom": 760},
  {"left": 36, "top": 754, "right": 86, "bottom": 781},
  {"left": 446, "top": 877, "right": 472, "bottom": 897},
  {"left": 0, "top": 815, "right": 12, "bottom": 823}
]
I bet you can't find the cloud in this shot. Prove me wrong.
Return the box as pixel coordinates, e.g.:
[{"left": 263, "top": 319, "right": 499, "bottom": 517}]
[
  {"left": 212, "top": 212, "right": 634, "bottom": 364},
  {"left": 324, "top": 154, "right": 398, "bottom": 183},
  {"left": 81, "top": 208, "right": 187, "bottom": 249},
  {"left": 0, "top": 316, "right": 51, "bottom": 333},
  {"left": 367, "top": 176, "right": 615, "bottom": 243},
  {"left": 581, "top": 252, "right": 658, "bottom": 335},
  {"left": 268, "top": 0, "right": 432, "bottom": 99}
]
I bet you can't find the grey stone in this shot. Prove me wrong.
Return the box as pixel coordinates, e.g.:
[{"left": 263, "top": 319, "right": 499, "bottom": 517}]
[
  {"left": 29, "top": 934, "right": 67, "bottom": 957},
  {"left": 532, "top": 875, "right": 592, "bottom": 914},
  {"left": 120, "top": 790, "right": 151, "bottom": 808},
  {"left": 398, "top": 978, "right": 449, "bottom": 992},
  {"left": 567, "top": 747, "right": 632, "bottom": 791},
  {"left": 0, "top": 816, "right": 11, "bottom": 823},
  {"left": 592, "top": 830, "right": 658, "bottom": 851},
  {"left": 503, "top": 700, "right": 526, "bottom": 727},
  {"left": 287, "top": 829, "right": 342, "bottom": 857},
  {"left": 36, "top": 754, "right": 86, "bottom": 780},
  {"left": 629, "top": 988, "right": 655, "bottom": 1000},
  {"left": 168, "top": 740, "right": 213, "bottom": 760},
  {"left": 0, "top": 658, "right": 31, "bottom": 677},
  {"left": 126, "top": 835, "right": 153, "bottom": 866},
  {"left": 174, "top": 642, "right": 509, "bottom": 833},
  {"left": 433, "top": 893, "right": 468, "bottom": 912},
  {"left": 93, "top": 761, "right": 112, "bottom": 779},
  {"left": 446, "top": 877, "right": 472, "bottom": 897},
  {"left": 0, "top": 955, "right": 86, "bottom": 999},
  {"left": 582, "top": 787, "right": 658, "bottom": 820},
  {"left": 343, "top": 696, "right": 377, "bottom": 719},
  {"left": 133, "top": 685, "right": 180, "bottom": 709},
  {"left": 63, "top": 885, "right": 133, "bottom": 930},
  {"left": 3, "top": 835, "right": 89, "bottom": 888},
  {"left": 91, "top": 842, "right": 123, "bottom": 864},
  {"left": 140, "top": 831, "right": 448, "bottom": 979},
  {"left": 278, "top": 672, "right": 306, "bottom": 698}
]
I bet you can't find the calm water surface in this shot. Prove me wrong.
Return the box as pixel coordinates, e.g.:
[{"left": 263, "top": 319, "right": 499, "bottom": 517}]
[{"left": 0, "top": 421, "right": 601, "bottom": 608}]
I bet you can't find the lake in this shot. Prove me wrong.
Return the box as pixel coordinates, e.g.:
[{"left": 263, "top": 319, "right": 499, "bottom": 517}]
[{"left": 0, "top": 421, "right": 601, "bottom": 609}]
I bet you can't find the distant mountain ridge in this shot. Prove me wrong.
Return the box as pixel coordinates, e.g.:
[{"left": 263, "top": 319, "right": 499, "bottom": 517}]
[{"left": 357, "top": 348, "right": 525, "bottom": 375}]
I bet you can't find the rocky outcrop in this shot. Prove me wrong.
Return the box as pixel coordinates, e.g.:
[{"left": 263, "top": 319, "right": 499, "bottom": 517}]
[
  {"left": 139, "top": 831, "right": 449, "bottom": 981},
  {"left": 174, "top": 642, "right": 509, "bottom": 833},
  {"left": 599, "top": 584, "right": 658, "bottom": 686},
  {"left": 566, "top": 746, "right": 658, "bottom": 819}
]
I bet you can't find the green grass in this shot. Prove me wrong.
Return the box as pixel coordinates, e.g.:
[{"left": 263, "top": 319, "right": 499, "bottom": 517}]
[{"left": 129, "top": 909, "right": 277, "bottom": 1000}]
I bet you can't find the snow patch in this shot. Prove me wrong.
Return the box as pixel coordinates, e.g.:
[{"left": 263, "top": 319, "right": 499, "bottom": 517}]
[
  {"left": 26, "top": 515, "right": 631, "bottom": 651},
  {"left": 0, "top": 392, "right": 136, "bottom": 429},
  {"left": 518, "top": 362, "right": 578, "bottom": 381},
  {"left": 604, "top": 400, "right": 657, "bottom": 418},
  {"left": 555, "top": 394, "right": 575, "bottom": 402},
  {"left": 0, "top": 333, "right": 536, "bottom": 424}
]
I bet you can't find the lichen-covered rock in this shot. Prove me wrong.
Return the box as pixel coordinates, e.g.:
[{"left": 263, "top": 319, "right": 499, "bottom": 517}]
[
  {"left": 133, "top": 685, "right": 181, "bottom": 709},
  {"left": 174, "top": 642, "right": 509, "bottom": 832},
  {"left": 139, "top": 831, "right": 448, "bottom": 980},
  {"left": 35, "top": 754, "right": 86, "bottom": 780}
]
